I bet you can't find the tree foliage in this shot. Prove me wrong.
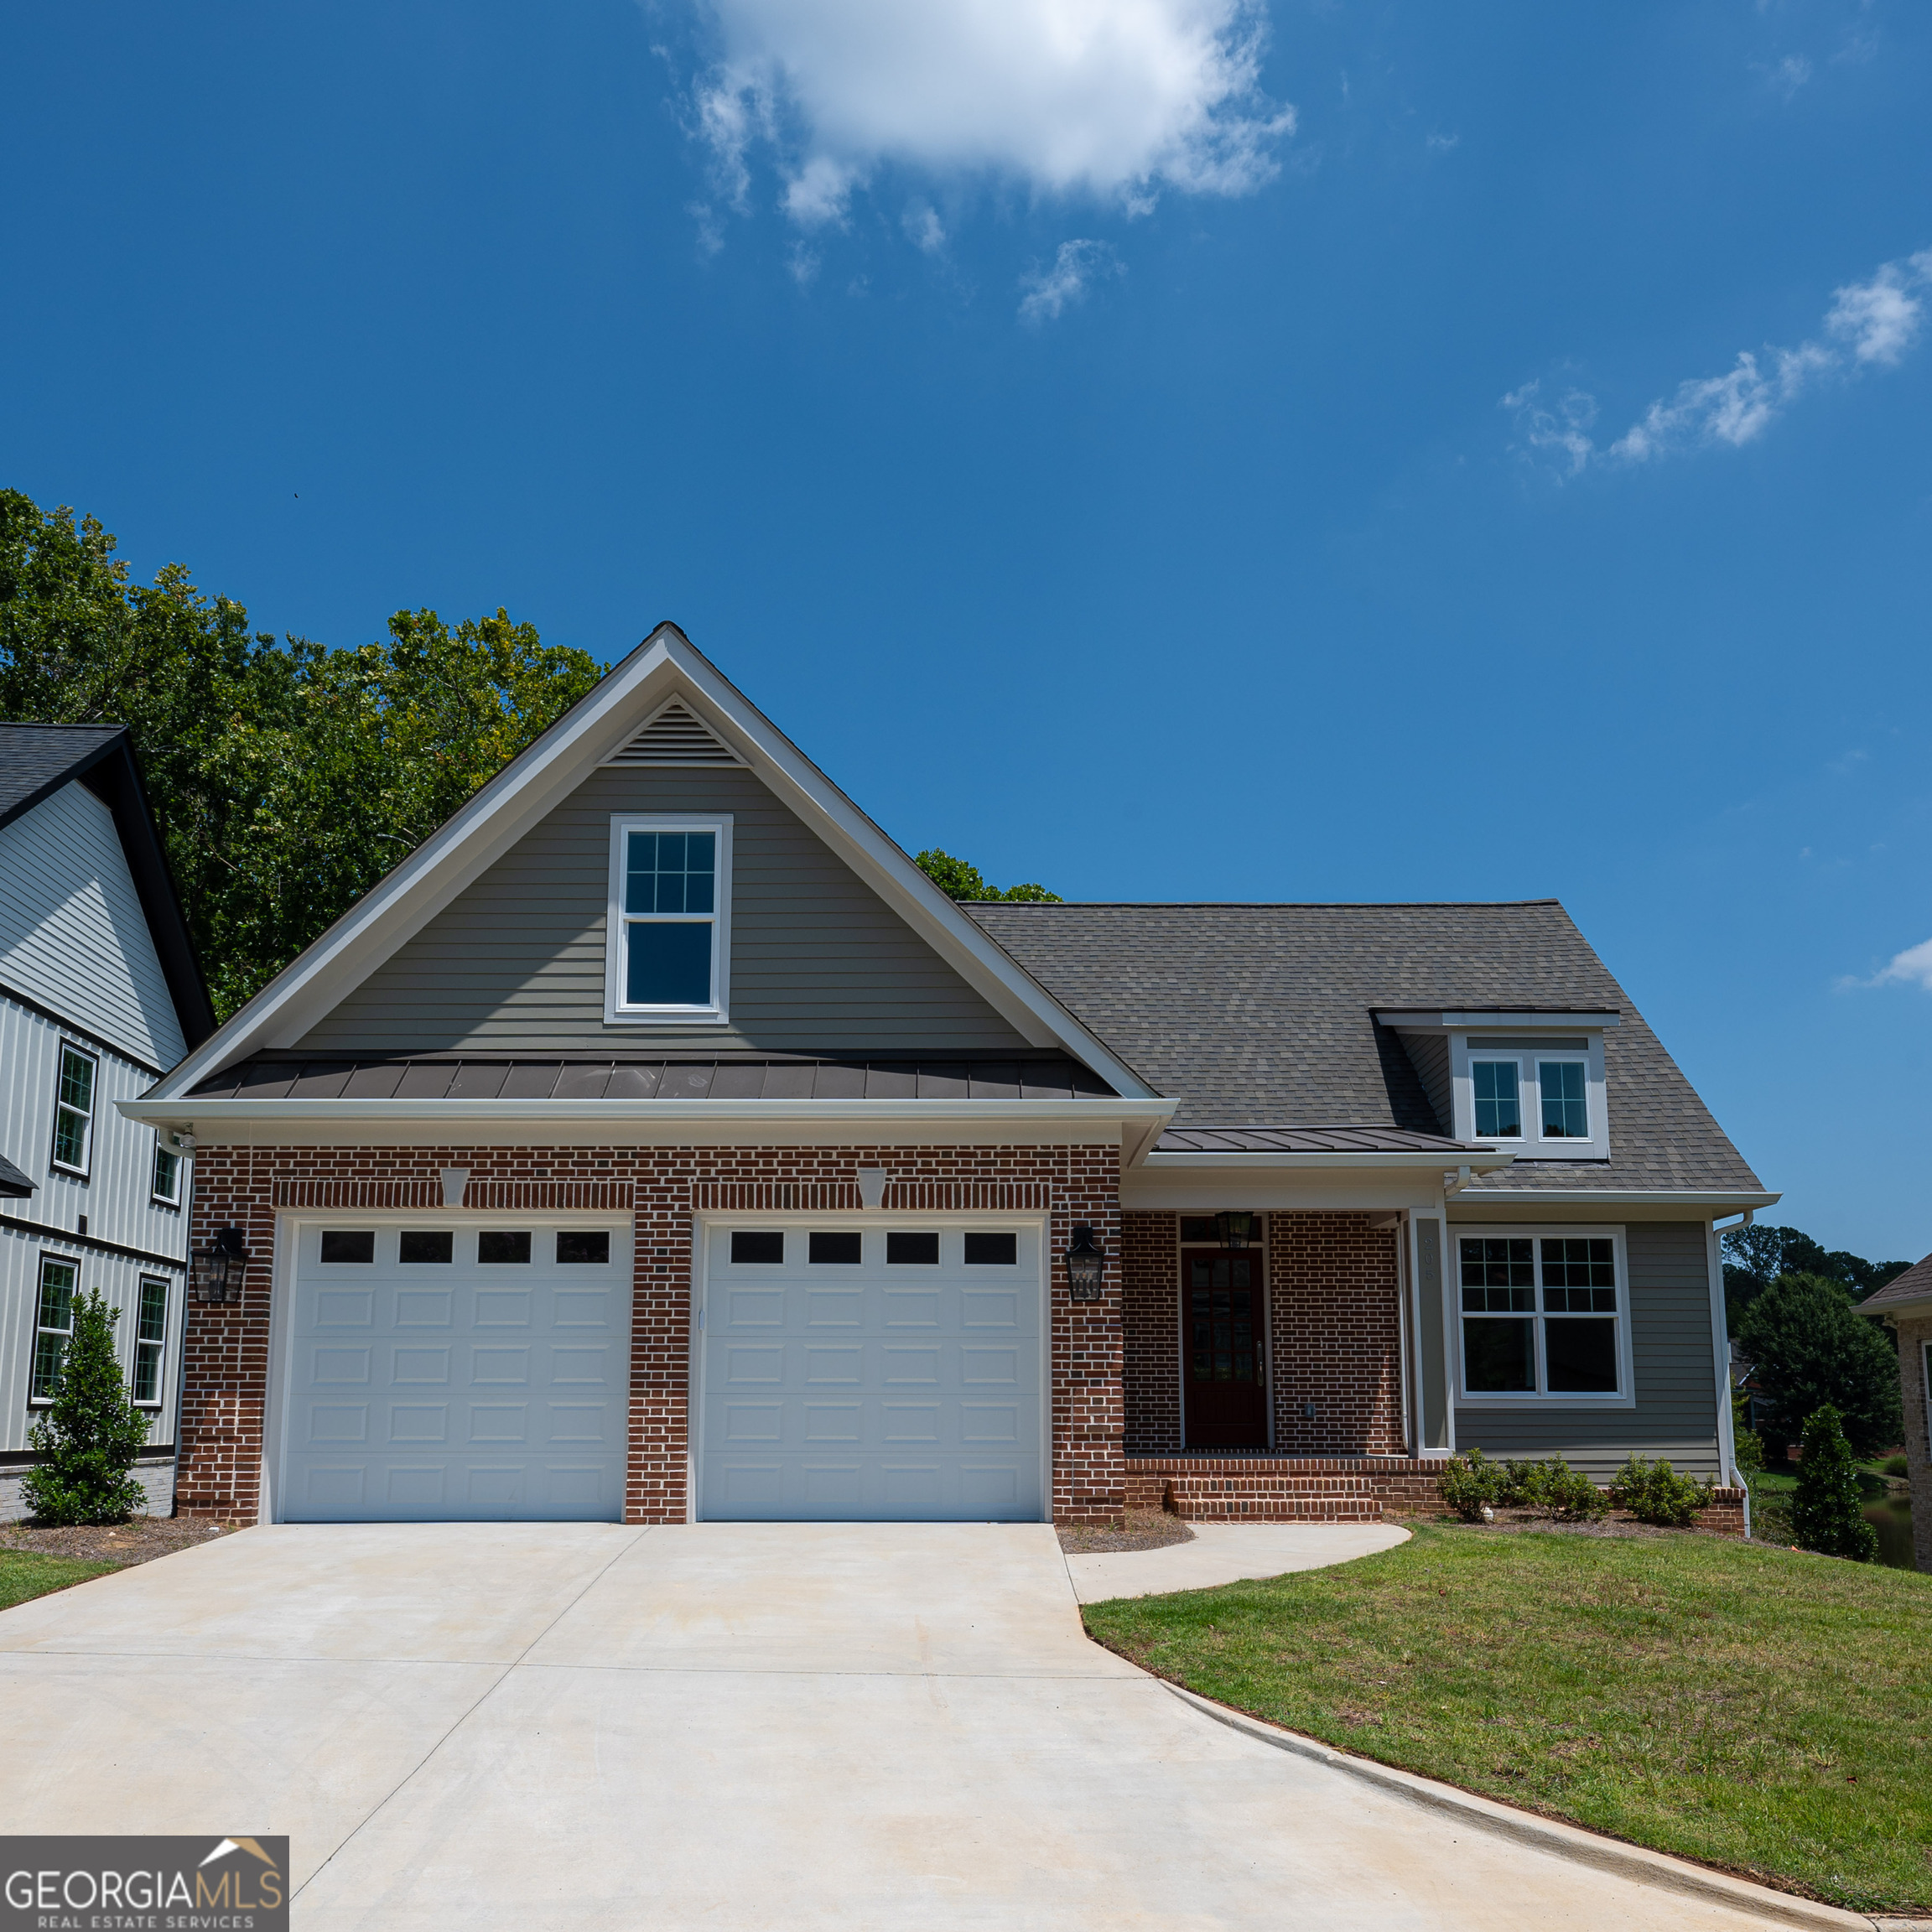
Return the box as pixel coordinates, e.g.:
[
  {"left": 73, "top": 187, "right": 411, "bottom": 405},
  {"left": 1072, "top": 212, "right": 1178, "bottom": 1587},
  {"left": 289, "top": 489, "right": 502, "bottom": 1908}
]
[
  {"left": 1789, "top": 1405, "right": 1880, "bottom": 1562},
  {"left": 0, "top": 491, "right": 605, "bottom": 1019},
  {"left": 21, "top": 1291, "right": 151, "bottom": 1525},
  {"left": 1722, "top": 1222, "right": 1911, "bottom": 1327},
  {"left": 1736, "top": 1273, "right": 1902, "bottom": 1458},
  {"left": 913, "top": 848, "right": 1061, "bottom": 902}
]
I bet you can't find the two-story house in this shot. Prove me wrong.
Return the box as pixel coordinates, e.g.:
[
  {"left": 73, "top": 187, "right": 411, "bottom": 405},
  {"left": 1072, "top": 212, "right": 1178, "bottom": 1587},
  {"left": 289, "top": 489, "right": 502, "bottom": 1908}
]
[
  {"left": 122, "top": 628, "right": 1774, "bottom": 1527},
  {"left": 1, "top": 725, "right": 215, "bottom": 1517}
]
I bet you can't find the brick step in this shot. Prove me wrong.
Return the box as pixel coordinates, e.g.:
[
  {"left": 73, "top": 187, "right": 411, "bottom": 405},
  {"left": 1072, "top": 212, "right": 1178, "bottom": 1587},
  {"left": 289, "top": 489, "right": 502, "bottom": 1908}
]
[{"left": 1158, "top": 1472, "right": 1382, "bottom": 1523}]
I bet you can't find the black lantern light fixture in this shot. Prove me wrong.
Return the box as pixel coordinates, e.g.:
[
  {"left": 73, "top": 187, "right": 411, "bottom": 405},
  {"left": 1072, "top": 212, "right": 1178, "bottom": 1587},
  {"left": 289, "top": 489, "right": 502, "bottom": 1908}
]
[
  {"left": 190, "top": 1226, "right": 252, "bottom": 1306},
  {"left": 1214, "top": 1211, "right": 1254, "bottom": 1249},
  {"left": 1064, "top": 1224, "right": 1106, "bottom": 1301}
]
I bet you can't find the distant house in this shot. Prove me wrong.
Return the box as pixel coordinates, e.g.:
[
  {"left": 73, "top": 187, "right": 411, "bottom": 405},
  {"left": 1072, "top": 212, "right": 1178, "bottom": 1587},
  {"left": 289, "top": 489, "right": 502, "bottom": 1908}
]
[
  {"left": 123, "top": 628, "right": 1775, "bottom": 1529},
  {"left": 0, "top": 725, "right": 215, "bottom": 1519},
  {"left": 1862, "top": 1257, "right": 1932, "bottom": 1573}
]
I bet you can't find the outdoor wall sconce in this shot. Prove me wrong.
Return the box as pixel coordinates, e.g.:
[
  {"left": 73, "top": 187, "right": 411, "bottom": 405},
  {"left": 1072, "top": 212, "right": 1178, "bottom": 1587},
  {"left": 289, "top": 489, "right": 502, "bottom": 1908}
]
[
  {"left": 1215, "top": 1211, "right": 1254, "bottom": 1249},
  {"left": 1064, "top": 1224, "right": 1106, "bottom": 1301},
  {"left": 190, "top": 1226, "right": 252, "bottom": 1306}
]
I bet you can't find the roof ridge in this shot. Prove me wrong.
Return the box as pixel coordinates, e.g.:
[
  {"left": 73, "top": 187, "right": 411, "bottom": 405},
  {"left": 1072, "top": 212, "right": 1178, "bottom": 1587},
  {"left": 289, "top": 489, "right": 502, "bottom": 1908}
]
[{"left": 964, "top": 899, "right": 1567, "bottom": 910}]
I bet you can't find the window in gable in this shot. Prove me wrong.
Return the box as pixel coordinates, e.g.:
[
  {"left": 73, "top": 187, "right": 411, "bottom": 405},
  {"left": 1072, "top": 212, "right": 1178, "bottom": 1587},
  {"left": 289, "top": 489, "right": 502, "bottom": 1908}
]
[{"left": 605, "top": 816, "right": 732, "bottom": 1025}]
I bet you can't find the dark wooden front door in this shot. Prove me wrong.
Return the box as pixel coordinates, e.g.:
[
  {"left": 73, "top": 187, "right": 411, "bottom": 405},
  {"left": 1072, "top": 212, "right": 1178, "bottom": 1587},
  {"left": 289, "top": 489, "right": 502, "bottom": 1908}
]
[{"left": 1181, "top": 1248, "right": 1269, "bottom": 1448}]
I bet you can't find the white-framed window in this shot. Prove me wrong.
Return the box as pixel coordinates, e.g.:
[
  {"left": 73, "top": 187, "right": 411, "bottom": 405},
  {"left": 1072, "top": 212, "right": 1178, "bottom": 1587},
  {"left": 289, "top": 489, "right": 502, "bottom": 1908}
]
[
  {"left": 604, "top": 815, "right": 733, "bottom": 1025},
  {"left": 30, "top": 1255, "right": 77, "bottom": 1402},
  {"left": 1451, "top": 1034, "right": 1610, "bottom": 1160},
  {"left": 50, "top": 1042, "right": 97, "bottom": 1176},
  {"left": 132, "top": 1275, "right": 168, "bottom": 1405},
  {"left": 1454, "top": 1226, "right": 1633, "bottom": 1405},
  {"left": 151, "top": 1135, "right": 184, "bottom": 1205}
]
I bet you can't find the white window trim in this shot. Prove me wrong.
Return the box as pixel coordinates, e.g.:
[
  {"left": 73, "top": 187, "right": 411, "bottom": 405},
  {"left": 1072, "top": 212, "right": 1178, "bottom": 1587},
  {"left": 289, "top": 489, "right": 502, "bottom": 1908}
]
[
  {"left": 1452, "top": 1223, "right": 1635, "bottom": 1409},
  {"left": 604, "top": 814, "right": 733, "bottom": 1026},
  {"left": 151, "top": 1134, "right": 184, "bottom": 1205},
  {"left": 50, "top": 1041, "right": 99, "bottom": 1179},
  {"left": 30, "top": 1253, "right": 79, "bottom": 1405},
  {"left": 132, "top": 1275, "right": 169, "bottom": 1409},
  {"left": 1449, "top": 1032, "right": 1611, "bottom": 1161}
]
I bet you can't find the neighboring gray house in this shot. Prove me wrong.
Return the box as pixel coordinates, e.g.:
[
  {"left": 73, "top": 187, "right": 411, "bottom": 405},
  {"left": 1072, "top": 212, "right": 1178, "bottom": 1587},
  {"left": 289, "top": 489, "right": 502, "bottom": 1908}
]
[
  {"left": 1861, "top": 1255, "right": 1932, "bottom": 1573},
  {"left": 0, "top": 724, "right": 215, "bottom": 1518},
  {"left": 122, "top": 627, "right": 1774, "bottom": 1530}
]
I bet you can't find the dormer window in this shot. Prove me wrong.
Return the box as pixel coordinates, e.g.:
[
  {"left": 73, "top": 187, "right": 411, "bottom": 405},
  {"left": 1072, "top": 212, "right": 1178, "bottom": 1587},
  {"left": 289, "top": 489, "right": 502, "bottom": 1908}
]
[
  {"left": 605, "top": 815, "right": 733, "bottom": 1026},
  {"left": 1472, "top": 1061, "right": 1520, "bottom": 1138}
]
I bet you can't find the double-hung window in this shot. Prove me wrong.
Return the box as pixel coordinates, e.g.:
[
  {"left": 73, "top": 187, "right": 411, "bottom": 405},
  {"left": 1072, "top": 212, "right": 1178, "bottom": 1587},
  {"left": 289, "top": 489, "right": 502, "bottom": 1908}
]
[
  {"left": 51, "top": 1043, "right": 97, "bottom": 1176},
  {"left": 1457, "top": 1230, "right": 1629, "bottom": 1401},
  {"left": 31, "top": 1257, "right": 77, "bottom": 1401},
  {"left": 1458, "top": 1036, "right": 1606, "bottom": 1158},
  {"left": 132, "top": 1276, "right": 168, "bottom": 1405},
  {"left": 605, "top": 816, "right": 732, "bottom": 1024},
  {"left": 152, "top": 1136, "right": 184, "bottom": 1205}
]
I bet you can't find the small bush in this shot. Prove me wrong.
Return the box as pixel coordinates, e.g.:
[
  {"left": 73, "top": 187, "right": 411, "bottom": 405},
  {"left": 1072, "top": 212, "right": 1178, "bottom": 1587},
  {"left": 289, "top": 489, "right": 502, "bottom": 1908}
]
[
  {"left": 1610, "top": 1454, "right": 1717, "bottom": 1528},
  {"left": 1882, "top": 1454, "right": 1909, "bottom": 1478},
  {"left": 20, "top": 1291, "right": 150, "bottom": 1526},
  {"left": 1789, "top": 1405, "right": 1879, "bottom": 1561},
  {"left": 1729, "top": 1392, "right": 1764, "bottom": 1473},
  {"left": 1436, "top": 1447, "right": 1505, "bottom": 1521},
  {"left": 1504, "top": 1456, "right": 1609, "bottom": 1522}
]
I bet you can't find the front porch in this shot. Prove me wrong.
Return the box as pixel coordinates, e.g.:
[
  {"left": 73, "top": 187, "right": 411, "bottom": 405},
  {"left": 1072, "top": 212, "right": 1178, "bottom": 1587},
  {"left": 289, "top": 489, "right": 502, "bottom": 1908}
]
[{"left": 1124, "top": 1453, "right": 1448, "bottom": 1522}]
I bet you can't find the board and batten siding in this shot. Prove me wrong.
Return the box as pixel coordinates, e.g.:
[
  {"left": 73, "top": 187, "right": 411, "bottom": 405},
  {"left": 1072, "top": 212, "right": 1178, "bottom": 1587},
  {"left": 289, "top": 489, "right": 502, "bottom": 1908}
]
[
  {"left": 0, "top": 992, "right": 188, "bottom": 1478},
  {"left": 296, "top": 767, "right": 1036, "bottom": 1055},
  {"left": 1453, "top": 1220, "right": 1722, "bottom": 1478},
  {"left": 0, "top": 780, "right": 186, "bottom": 1071}
]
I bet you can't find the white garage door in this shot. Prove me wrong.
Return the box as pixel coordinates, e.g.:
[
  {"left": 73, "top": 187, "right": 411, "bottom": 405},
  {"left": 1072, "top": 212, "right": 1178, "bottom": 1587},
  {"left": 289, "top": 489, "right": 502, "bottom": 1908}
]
[
  {"left": 280, "top": 1218, "right": 631, "bottom": 1522},
  {"left": 698, "top": 1222, "right": 1045, "bottom": 1521}
]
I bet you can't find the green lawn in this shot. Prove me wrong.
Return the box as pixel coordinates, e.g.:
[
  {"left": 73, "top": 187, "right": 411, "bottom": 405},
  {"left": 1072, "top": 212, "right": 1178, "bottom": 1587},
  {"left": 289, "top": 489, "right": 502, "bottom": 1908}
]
[
  {"left": 1083, "top": 1524, "right": 1932, "bottom": 1915},
  {"left": 0, "top": 1549, "right": 120, "bottom": 1613}
]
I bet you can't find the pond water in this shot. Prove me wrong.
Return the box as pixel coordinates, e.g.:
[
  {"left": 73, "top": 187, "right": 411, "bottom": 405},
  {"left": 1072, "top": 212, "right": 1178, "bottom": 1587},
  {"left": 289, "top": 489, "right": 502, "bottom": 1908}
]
[{"left": 1865, "top": 1497, "right": 1915, "bottom": 1570}]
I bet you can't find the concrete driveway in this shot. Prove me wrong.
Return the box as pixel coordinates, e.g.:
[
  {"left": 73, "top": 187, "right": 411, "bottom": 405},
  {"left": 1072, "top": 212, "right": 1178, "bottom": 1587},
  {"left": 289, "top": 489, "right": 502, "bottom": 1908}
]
[{"left": 0, "top": 1523, "right": 1806, "bottom": 1930}]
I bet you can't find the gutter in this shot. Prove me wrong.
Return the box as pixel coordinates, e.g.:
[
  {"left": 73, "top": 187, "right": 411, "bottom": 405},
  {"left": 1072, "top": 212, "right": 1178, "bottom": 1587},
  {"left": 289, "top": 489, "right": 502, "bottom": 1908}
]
[{"left": 1452, "top": 1188, "right": 1783, "bottom": 1209}]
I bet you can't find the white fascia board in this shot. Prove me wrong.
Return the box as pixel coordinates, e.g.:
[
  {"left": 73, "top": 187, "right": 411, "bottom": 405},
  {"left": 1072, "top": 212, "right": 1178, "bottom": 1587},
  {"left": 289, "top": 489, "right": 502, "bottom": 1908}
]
[
  {"left": 150, "top": 626, "right": 1154, "bottom": 1105},
  {"left": 1452, "top": 1187, "right": 1782, "bottom": 1209},
  {"left": 1142, "top": 1149, "right": 1515, "bottom": 1173},
  {"left": 1374, "top": 1010, "right": 1622, "bottom": 1031},
  {"left": 117, "top": 1094, "right": 1174, "bottom": 1150},
  {"left": 662, "top": 647, "right": 1156, "bottom": 1098}
]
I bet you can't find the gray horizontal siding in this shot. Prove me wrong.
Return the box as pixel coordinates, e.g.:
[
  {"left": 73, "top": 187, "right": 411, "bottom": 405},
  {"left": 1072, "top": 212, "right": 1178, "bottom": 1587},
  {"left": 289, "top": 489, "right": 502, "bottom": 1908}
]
[
  {"left": 298, "top": 768, "right": 1034, "bottom": 1055},
  {"left": 1455, "top": 1221, "right": 1723, "bottom": 1478}
]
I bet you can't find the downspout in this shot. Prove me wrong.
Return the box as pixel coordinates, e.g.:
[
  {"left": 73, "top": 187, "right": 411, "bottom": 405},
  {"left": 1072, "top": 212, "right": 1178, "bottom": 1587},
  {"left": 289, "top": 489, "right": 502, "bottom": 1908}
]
[{"left": 1708, "top": 1212, "right": 1750, "bottom": 1538}]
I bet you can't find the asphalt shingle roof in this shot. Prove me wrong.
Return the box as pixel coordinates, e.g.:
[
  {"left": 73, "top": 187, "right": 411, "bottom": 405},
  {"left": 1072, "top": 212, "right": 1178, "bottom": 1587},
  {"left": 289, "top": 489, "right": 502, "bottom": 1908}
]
[
  {"left": 1860, "top": 1252, "right": 1932, "bottom": 1316},
  {"left": 966, "top": 900, "right": 1764, "bottom": 1196},
  {"left": 0, "top": 1151, "right": 34, "bottom": 1197},
  {"left": 0, "top": 724, "right": 127, "bottom": 828}
]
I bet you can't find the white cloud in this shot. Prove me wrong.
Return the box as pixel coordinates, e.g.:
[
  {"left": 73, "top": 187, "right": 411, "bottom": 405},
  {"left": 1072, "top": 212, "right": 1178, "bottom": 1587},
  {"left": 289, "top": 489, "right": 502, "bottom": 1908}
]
[
  {"left": 1769, "top": 54, "right": 1811, "bottom": 100},
  {"left": 903, "top": 201, "right": 946, "bottom": 255},
  {"left": 1018, "top": 238, "right": 1123, "bottom": 324},
  {"left": 1505, "top": 249, "right": 1932, "bottom": 475},
  {"left": 686, "top": 0, "right": 1294, "bottom": 232},
  {"left": 1852, "top": 935, "right": 1932, "bottom": 994}
]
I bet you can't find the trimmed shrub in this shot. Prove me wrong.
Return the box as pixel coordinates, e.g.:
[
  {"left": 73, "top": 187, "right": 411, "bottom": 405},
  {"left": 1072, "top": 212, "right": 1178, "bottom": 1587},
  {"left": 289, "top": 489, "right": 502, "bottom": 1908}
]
[
  {"left": 1610, "top": 1454, "right": 1716, "bottom": 1528},
  {"left": 1436, "top": 1447, "right": 1505, "bottom": 1521},
  {"left": 1789, "top": 1406, "right": 1879, "bottom": 1562},
  {"left": 1504, "top": 1456, "right": 1609, "bottom": 1522},
  {"left": 20, "top": 1291, "right": 151, "bottom": 1526}
]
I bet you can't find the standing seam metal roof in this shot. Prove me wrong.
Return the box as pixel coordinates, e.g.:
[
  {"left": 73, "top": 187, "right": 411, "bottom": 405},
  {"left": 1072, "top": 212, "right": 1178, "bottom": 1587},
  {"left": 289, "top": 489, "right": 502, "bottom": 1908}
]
[{"left": 964, "top": 900, "right": 1763, "bottom": 1195}]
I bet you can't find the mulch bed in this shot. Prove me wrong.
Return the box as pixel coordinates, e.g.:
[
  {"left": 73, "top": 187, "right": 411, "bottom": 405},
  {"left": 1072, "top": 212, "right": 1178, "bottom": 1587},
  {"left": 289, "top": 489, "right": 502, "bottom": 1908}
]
[
  {"left": 0, "top": 1516, "right": 239, "bottom": 1567},
  {"left": 1057, "top": 1510, "right": 1197, "bottom": 1554},
  {"left": 1396, "top": 1510, "right": 1735, "bottom": 1543}
]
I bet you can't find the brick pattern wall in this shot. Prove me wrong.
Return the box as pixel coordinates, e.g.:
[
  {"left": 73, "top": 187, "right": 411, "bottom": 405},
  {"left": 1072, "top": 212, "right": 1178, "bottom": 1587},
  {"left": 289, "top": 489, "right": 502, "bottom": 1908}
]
[
  {"left": 1897, "top": 1313, "right": 1932, "bottom": 1574},
  {"left": 181, "top": 1140, "right": 1121, "bottom": 1525},
  {"left": 1121, "top": 1211, "right": 1181, "bottom": 1452},
  {"left": 1267, "top": 1213, "right": 1406, "bottom": 1457}
]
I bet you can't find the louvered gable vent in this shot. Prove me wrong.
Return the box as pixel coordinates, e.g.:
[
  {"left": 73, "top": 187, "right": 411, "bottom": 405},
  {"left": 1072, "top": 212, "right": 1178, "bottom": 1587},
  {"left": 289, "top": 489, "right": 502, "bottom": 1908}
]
[{"left": 603, "top": 699, "right": 745, "bottom": 767}]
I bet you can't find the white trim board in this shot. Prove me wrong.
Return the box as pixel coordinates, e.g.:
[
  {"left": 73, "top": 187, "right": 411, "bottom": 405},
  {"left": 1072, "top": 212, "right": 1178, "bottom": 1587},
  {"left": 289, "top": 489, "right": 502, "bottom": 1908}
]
[{"left": 143, "top": 626, "right": 1156, "bottom": 1104}]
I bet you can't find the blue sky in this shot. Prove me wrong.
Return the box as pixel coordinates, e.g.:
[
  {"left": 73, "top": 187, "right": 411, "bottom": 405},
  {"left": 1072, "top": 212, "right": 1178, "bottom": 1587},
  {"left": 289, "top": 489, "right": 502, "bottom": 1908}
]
[{"left": 3, "top": 3, "right": 1929, "bottom": 1256}]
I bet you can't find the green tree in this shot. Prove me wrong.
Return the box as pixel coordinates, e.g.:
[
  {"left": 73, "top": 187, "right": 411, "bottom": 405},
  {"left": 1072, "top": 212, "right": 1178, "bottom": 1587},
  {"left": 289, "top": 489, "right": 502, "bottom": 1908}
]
[
  {"left": 1722, "top": 1222, "right": 1912, "bottom": 1327},
  {"left": 1788, "top": 1405, "right": 1880, "bottom": 1562},
  {"left": 914, "top": 848, "right": 1062, "bottom": 902},
  {"left": 20, "top": 1291, "right": 151, "bottom": 1525},
  {"left": 1736, "top": 1273, "right": 1903, "bottom": 1458},
  {"left": 0, "top": 491, "right": 605, "bottom": 1018}
]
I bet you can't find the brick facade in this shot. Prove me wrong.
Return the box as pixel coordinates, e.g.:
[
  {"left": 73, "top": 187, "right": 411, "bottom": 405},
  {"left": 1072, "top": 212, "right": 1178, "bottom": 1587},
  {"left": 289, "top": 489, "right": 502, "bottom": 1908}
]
[
  {"left": 182, "top": 1139, "right": 1123, "bottom": 1524},
  {"left": 1121, "top": 1211, "right": 1181, "bottom": 1451},
  {"left": 1895, "top": 1312, "right": 1932, "bottom": 1574}
]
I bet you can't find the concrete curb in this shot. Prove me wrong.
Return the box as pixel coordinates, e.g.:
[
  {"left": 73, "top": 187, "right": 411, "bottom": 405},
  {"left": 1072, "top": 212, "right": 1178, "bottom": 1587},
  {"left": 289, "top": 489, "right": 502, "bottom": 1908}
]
[{"left": 1161, "top": 1681, "right": 1885, "bottom": 1932}]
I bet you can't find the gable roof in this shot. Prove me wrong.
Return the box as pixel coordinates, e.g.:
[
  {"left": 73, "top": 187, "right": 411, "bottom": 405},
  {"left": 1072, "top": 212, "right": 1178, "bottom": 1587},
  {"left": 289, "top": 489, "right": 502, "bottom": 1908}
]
[
  {"left": 1861, "top": 1252, "right": 1932, "bottom": 1317},
  {"left": 0, "top": 1150, "right": 34, "bottom": 1197},
  {"left": 966, "top": 900, "right": 1766, "bottom": 1197},
  {"left": 0, "top": 724, "right": 216, "bottom": 1052},
  {"left": 146, "top": 626, "right": 1156, "bottom": 1104}
]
